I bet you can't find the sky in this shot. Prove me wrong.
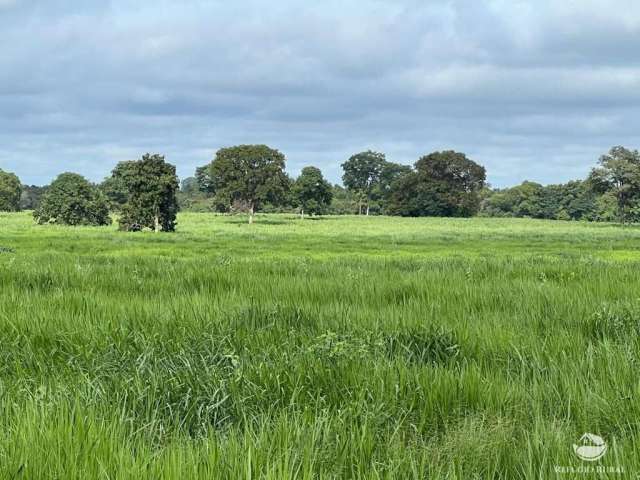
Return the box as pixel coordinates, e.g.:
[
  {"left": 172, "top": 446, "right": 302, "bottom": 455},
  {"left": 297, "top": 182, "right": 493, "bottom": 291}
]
[{"left": 1, "top": 0, "right": 640, "bottom": 188}]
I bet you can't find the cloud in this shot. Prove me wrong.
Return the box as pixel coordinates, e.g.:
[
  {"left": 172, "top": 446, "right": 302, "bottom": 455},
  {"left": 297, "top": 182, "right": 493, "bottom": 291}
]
[{"left": 1, "top": 0, "right": 640, "bottom": 187}]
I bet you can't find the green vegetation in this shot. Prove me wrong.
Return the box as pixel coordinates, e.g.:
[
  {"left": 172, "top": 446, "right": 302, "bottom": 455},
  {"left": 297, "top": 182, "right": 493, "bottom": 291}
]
[
  {"left": 1, "top": 211, "right": 640, "bottom": 478},
  {"left": 33, "top": 173, "right": 111, "bottom": 226},
  {"left": 0, "top": 168, "right": 22, "bottom": 212},
  {"left": 589, "top": 146, "right": 640, "bottom": 223},
  {"left": 210, "top": 145, "right": 290, "bottom": 223},
  {"left": 178, "top": 144, "right": 640, "bottom": 221},
  {"left": 109, "top": 154, "right": 180, "bottom": 232},
  {"left": 481, "top": 146, "right": 640, "bottom": 222},
  {"left": 291, "top": 166, "right": 333, "bottom": 218},
  {"left": 388, "top": 151, "right": 486, "bottom": 218}
]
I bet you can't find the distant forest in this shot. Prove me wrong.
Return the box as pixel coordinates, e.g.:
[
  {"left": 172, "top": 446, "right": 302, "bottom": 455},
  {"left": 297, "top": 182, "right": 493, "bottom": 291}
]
[{"left": 1, "top": 145, "right": 639, "bottom": 225}]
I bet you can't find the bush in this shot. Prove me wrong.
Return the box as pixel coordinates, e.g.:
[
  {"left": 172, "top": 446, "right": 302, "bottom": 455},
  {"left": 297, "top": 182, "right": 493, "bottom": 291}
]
[{"left": 33, "top": 173, "right": 111, "bottom": 226}]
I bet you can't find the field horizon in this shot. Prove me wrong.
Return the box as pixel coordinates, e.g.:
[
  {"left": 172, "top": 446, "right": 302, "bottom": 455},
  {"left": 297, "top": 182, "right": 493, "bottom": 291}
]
[{"left": 1, "top": 212, "right": 640, "bottom": 478}]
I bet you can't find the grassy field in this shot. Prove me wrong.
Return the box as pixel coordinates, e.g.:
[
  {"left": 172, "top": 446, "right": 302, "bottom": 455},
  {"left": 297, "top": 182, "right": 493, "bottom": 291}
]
[{"left": 1, "top": 212, "right": 640, "bottom": 478}]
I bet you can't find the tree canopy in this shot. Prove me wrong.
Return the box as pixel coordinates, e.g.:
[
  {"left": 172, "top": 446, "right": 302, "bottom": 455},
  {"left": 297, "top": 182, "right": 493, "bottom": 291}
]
[
  {"left": 111, "top": 154, "right": 180, "bottom": 232},
  {"left": 34, "top": 173, "right": 111, "bottom": 226},
  {"left": 13, "top": 144, "right": 640, "bottom": 225},
  {"left": 480, "top": 180, "right": 600, "bottom": 221},
  {"left": 341, "top": 150, "right": 386, "bottom": 215},
  {"left": 0, "top": 169, "right": 22, "bottom": 212},
  {"left": 292, "top": 166, "right": 333, "bottom": 218},
  {"left": 388, "top": 151, "right": 486, "bottom": 217},
  {"left": 210, "top": 145, "right": 289, "bottom": 223},
  {"left": 588, "top": 146, "right": 640, "bottom": 223}
]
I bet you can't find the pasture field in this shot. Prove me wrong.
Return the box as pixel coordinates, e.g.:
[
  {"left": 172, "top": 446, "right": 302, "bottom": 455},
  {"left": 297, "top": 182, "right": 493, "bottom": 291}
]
[{"left": 1, "top": 211, "right": 640, "bottom": 478}]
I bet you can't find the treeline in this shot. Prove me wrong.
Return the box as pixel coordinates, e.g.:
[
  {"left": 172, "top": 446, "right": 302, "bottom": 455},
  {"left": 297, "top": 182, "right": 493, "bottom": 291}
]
[
  {"left": 179, "top": 148, "right": 486, "bottom": 220},
  {"left": 1, "top": 144, "right": 639, "bottom": 230},
  {"left": 480, "top": 146, "right": 640, "bottom": 222},
  {"left": 480, "top": 180, "right": 610, "bottom": 221}
]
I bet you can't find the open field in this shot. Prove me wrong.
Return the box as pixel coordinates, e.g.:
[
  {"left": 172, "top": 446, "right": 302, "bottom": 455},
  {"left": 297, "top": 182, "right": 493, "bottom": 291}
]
[{"left": 1, "top": 212, "right": 640, "bottom": 478}]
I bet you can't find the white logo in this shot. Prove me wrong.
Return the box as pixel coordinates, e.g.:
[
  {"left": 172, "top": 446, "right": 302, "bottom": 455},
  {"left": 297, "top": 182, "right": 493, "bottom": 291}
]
[{"left": 573, "top": 433, "right": 607, "bottom": 462}]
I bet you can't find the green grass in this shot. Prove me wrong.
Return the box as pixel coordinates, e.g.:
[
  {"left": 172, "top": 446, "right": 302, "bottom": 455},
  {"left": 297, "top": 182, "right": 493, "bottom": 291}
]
[{"left": 1, "top": 211, "right": 640, "bottom": 478}]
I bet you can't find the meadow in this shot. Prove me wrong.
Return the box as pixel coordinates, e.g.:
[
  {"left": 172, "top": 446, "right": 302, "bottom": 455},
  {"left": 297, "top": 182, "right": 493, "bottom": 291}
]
[{"left": 1, "top": 211, "right": 640, "bottom": 478}]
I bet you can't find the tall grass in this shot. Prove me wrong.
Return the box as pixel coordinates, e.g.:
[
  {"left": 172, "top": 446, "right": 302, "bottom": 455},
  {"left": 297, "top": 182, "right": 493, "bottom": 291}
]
[{"left": 0, "top": 212, "right": 639, "bottom": 478}]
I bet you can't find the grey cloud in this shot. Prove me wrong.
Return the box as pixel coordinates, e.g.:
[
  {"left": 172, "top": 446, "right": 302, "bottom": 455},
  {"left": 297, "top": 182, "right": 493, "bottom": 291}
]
[{"left": 1, "top": 0, "right": 640, "bottom": 187}]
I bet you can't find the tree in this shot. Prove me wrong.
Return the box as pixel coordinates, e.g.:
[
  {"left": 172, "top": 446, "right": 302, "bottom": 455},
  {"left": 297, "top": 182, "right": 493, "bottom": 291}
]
[
  {"left": 373, "top": 162, "right": 412, "bottom": 214},
  {"left": 341, "top": 150, "right": 386, "bottom": 215},
  {"left": 388, "top": 151, "right": 486, "bottom": 217},
  {"left": 329, "top": 184, "right": 359, "bottom": 215},
  {"left": 292, "top": 166, "right": 333, "bottom": 218},
  {"left": 387, "top": 172, "right": 448, "bottom": 217},
  {"left": 33, "top": 173, "right": 111, "bottom": 226},
  {"left": 210, "top": 145, "right": 289, "bottom": 224},
  {"left": 589, "top": 146, "right": 640, "bottom": 223},
  {"left": 111, "top": 154, "right": 180, "bottom": 232},
  {"left": 0, "top": 169, "right": 22, "bottom": 211},
  {"left": 195, "top": 165, "right": 215, "bottom": 195}
]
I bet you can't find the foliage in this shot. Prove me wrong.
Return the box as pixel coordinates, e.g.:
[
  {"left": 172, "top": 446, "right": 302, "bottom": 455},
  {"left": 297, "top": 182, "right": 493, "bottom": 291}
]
[
  {"left": 33, "top": 173, "right": 111, "bottom": 226},
  {"left": 291, "top": 166, "right": 333, "bottom": 217},
  {"left": 210, "top": 145, "right": 289, "bottom": 222},
  {"left": 111, "top": 154, "right": 180, "bottom": 232},
  {"left": 371, "top": 161, "right": 412, "bottom": 214},
  {"left": 15, "top": 144, "right": 640, "bottom": 223},
  {"left": 388, "top": 151, "right": 486, "bottom": 217},
  {"left": 195, "top": 165, "right": 215, "bottom": 194},
  {"left": 99, "top": 174, "right": 129, "bottom": 212},
  {"left": 588, "top": 146, "right": 640, "bottom": 223},
  {"left": 0, "top": 168, "right": 22, "bottom": 211},
  {"left": 341, "top": 150, "right": 387, "bottom": 215},
  {"left": 481, "top": 180, "right": 600, "bottom": 221},
  {"left": 328, "top": 185, "right": 359, "bottom": 214}
]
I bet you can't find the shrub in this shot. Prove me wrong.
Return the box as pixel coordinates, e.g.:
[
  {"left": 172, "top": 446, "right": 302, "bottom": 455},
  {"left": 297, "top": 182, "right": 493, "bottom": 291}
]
[{"left": 33, "top": 173, "right": 111, "bottom": 226}]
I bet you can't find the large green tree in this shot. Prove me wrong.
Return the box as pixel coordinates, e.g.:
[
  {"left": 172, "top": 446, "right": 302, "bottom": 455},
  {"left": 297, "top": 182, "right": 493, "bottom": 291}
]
[
  {"left": 589, "top": 146, "right": 640, "bottom": 223},
  {"left": 210, "top": 145, "right": 289, "bottom": 223},
  {"left": 292, "top": 166, "right": 333, "bottom": 218},
  {"left": 388, "top": 151, "right": 486, "bottom": 217},
  {"left": 0, "top": 169, "right": 22, "bottom": 211},
  {"left": 111, "top": 154, "right": 180, "bottom": 232},
  {"left": 34, "top": 173, "right": 111, "bottom": 226},
  {"left": 341, "top": 150, "right": 386, "bottom": 215}
]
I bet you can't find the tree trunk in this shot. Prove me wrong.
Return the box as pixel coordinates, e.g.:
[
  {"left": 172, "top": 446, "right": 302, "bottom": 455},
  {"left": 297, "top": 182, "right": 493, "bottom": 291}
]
[
  {"left": 154, "top": 215, "right": 160, "bottom": 233},
  {"left": 366, "top": 204, "right": 370, "bottom": 216},
  {"left": 248, "top": 205, "right": 254, "bottom": 224},
  {"left": 300, "top": 209, "right": 304, "bottom": 220}
]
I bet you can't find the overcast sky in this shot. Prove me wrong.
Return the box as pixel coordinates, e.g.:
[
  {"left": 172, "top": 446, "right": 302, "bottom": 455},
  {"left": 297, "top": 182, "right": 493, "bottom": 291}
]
[{"left": 1, "top": 0, "right": 639, "bottom": 187}]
